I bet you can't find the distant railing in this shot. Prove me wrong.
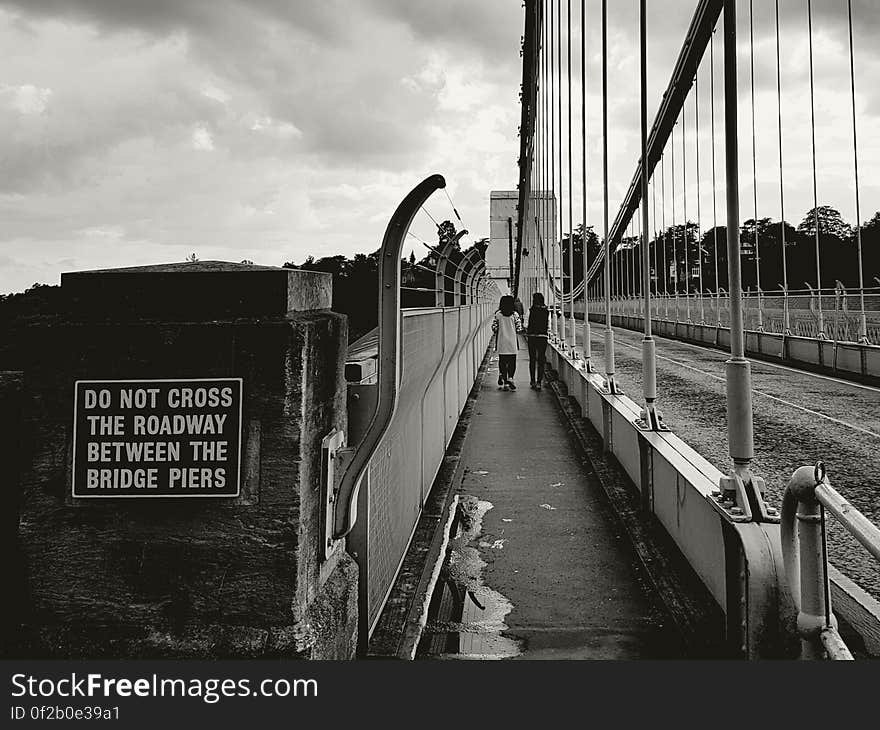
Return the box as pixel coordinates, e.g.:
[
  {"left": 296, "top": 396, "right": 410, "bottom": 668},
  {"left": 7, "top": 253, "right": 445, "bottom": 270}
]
[
  {"left": 586, "top": 287, "right": 880, "bottom": 345},
  {"left": 781, "top": 463, "right": 880, "bottom": 659}
]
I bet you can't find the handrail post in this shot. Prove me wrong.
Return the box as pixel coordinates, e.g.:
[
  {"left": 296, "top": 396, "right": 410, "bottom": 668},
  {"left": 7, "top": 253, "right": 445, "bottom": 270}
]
[
  {"left": 794, "top": 483, "right": 827, "bottom": 659},
  {"left": 780, "top": 464, "right": 852, "bottom": 660}
]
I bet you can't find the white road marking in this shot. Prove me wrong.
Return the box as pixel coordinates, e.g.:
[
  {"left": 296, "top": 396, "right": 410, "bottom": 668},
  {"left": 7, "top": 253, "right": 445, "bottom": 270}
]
[
  {"left": 601, "top": 326, "right": 880, "bottom": 394},
  {"left": 610, "top": 338, "right": 880, "bottom": 439}
]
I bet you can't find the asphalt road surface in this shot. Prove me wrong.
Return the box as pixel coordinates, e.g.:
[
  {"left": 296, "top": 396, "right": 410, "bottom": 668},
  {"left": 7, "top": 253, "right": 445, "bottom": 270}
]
[{"left": 581, "top": 323, "right": 880, "bottom": 596}]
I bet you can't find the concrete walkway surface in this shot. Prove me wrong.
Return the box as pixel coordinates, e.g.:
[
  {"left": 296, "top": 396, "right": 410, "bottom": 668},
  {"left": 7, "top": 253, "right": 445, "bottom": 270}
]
[{"left": 418, "top": 346, "right": 680, "bottom": 659}]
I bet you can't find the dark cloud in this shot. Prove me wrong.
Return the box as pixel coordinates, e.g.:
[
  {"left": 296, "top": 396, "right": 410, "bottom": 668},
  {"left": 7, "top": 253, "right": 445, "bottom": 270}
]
[
  {"left": 0, "top": 1, "right": 349, "bottom": 42},
  {"left": 0, "top": 1, "right": 477, "bottom": 167}
]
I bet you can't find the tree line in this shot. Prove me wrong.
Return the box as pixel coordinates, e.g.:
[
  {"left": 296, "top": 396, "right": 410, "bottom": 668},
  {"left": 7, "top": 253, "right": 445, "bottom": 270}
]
[
  {"left": 285, "top": 220, "right": 487, "bottom": 341},
  {"left": 562, "top": 205, "right": 880, "bottom": 294}
]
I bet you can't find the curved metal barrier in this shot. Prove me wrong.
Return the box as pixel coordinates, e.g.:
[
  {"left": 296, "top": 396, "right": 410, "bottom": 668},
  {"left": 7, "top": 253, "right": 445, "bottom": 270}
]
[
  {"left": 781, "top": 463, "right": 880, "bottom": 659},
  {"left": 336, "top": 174, "right": 500, "bottom": 645},
  {"left": 350, "top": 303, "right": 495, "bottom": 640}
]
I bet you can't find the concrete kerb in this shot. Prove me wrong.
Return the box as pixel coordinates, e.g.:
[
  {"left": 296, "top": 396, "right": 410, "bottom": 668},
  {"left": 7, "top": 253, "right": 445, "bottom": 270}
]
[{"left": 587, "top": 312, "right": 880, "bottom": 385}]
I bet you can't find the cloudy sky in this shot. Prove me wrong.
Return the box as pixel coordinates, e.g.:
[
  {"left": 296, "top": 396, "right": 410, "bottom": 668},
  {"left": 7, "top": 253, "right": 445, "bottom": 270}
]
[{"left": 1, "top": 0, "right": 877, "bottom": 293}]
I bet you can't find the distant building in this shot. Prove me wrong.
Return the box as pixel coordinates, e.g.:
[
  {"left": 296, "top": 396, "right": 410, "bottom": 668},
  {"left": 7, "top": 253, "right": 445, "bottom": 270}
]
[{"left": 489, "top": 190, "right": 557, "bottom": 298}]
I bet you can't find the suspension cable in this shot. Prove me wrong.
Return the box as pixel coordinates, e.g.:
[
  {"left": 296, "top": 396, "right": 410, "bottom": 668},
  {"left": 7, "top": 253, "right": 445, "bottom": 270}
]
[
  {"left": 671, "top": 118, "right": 679, "bottom": 317},
  {"left": 567, "top": 0, "right": 575, "bottom": 346},
  {"left": 662, "top": 151, "right": 668, "bottom": 317},
  {"left": 711, "top": 30, "right": 720, "bottom": 316},
  {"left": 653, "top": 162, "right": 658, "bottom": 297},
  {"left": 749, "top": 0, "right": 763, "bottom": 330},
  {"left": 558, "top": 0, "right": 567, "bottom": 342},
  {"left": 683, "top": 91, "right": 690, "bottom": 321},
  {"left": 581, "top": 0, "right": 592, "bottom": 363},
  {"left": 807, "top": 0, "right": 825, "bottom": 336},
  {"left": 535, "top": 8, "right": 546, "bottom": 302},
  {"left": 775, "top": 0, "right": 790, "bottom": 334},
  {"left": 696, "top": 69, "right": 704, "bottom": 321},
  {"left": 627, "top": 221, "right": 632, "bottom": 298},
  {"left": 847, "top": 0, "right": 868, "bottom": 343},
  {"left": 639, "top": 0, "right": 653, "bottom": 377},
  {"left": 541, "top": 5, "right": 547, "bottom": 304},
  {"left": 601, "top": 0, "right": 613, "bottom": 370},
  {"left": 546, "top": 3, "right": 552, "bottom": 305},
  {"left": 552, "top": 0, "right": 558, "bottom": 306}
]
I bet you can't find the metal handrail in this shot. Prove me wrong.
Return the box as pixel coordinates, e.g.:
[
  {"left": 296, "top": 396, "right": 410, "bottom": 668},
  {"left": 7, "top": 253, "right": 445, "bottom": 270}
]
[
  {"left": 780, "top": 462, "right": 880, "bottom": 659},
  {"left": 816, "top": 481, "right": 880, "bottom": 562},
  {"left": 333, "top": 174, "right": 446, "bottom": 538}
]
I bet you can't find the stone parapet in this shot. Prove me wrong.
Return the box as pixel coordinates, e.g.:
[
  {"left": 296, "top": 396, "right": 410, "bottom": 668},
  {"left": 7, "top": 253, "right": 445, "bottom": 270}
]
[{"left": 61, "top": 261, "right": 332, "bottom": 321}]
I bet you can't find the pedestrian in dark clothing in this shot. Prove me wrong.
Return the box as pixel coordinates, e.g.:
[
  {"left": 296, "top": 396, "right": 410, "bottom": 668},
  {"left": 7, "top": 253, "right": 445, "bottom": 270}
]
[{"left": 526, "top": 292, "right": 550, "bottom": 390}]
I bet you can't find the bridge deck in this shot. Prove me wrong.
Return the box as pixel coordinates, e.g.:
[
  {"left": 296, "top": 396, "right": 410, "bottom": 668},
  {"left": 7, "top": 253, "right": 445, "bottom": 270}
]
[{"left": 418, "top": 345, "right": 680, "bottom": 659}]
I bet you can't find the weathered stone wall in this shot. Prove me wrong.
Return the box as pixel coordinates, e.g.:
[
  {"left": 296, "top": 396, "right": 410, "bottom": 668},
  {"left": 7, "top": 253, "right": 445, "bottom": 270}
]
[
  {"left": 0, "top": 263, "right": 357, "bottom": 659},
  {"left": 0, "top": 372, "right": 24, "bottom": 655}
]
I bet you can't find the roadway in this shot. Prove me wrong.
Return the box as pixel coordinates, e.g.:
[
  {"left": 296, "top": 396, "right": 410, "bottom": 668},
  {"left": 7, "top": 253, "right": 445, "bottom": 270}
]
[{"left": 579, "top": 322, "right": 880, "bottom": 596}]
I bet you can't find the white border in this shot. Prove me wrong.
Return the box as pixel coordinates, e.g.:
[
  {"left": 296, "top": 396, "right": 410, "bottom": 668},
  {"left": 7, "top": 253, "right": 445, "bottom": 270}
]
[{"left": 71, "top": 377, "right": 244, "bottom": 499}]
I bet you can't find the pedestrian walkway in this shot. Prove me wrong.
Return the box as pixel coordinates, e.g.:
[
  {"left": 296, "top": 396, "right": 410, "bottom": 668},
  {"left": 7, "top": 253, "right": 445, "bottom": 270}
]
[{"left": 418, "top": 345, "right": 679, "bottom": 659}]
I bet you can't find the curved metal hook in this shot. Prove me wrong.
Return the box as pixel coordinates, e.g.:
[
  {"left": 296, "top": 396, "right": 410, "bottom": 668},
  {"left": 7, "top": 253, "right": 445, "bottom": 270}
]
[
  {"left": 456, "top": 247, "right": 482, "bottom": 305},
  {"left": 434, "top": 228, "right": 467, "bottom": 306},
  {"left": 334, "top": 174, "right": 446, "bottom": 539}
]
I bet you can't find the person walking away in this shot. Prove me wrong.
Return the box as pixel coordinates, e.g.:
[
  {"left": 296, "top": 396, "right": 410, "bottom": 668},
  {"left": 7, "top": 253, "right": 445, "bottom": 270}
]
[
  {"left": 492, "top": 295, "right": 523, "bottom": 391},
  {"left": 526, "top": 292, "right": 549, "bottom": 390}
]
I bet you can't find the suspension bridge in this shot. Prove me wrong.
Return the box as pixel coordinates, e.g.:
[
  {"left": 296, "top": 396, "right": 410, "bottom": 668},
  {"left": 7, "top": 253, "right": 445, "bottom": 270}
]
[{"left": 2, "top": 0, "right": 879, "bottom": 662}]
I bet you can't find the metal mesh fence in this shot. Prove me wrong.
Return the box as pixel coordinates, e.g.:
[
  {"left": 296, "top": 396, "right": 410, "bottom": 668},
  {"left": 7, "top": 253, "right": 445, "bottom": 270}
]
[{"left": 365, "top": 303, "right": 494, "bottom": 631}]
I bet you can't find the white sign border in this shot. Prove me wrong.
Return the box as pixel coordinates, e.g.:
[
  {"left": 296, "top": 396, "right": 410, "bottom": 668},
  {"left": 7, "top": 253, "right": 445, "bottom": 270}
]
[{"left": 71, "top": 377, "right": 244, "bottom": 499}]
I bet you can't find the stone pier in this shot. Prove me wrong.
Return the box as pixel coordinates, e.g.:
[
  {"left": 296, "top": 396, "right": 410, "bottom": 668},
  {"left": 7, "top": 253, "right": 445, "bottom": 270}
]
[{"left": 0, "top": 262, "right": 358, "bottom": 659}]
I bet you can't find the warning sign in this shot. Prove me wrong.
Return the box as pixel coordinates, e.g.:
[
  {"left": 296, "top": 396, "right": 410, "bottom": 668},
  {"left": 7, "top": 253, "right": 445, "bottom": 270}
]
[{"left": 72, "top": 378, "right": 243, "bottom": 498}]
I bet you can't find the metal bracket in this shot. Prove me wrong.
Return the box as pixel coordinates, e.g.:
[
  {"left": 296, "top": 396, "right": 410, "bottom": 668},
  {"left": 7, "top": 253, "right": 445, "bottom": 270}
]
[
  {"left": 600, "top": 378, "right": 622, "bottom": 396},
  {"left": 634, "top": 404, "right": 670, "bottom": 432},
  {"left": 711, "top": 471, "right": 778, "bottom": 524},
  {"left": 321, "top": 429, "right": 347, "bottom": 560}
]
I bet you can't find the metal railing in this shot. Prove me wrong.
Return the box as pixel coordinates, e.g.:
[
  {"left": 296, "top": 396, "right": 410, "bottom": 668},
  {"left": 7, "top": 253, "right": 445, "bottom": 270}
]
[
  {"left": 781, "top": 462, "right": 880, "bottom": 659},
  {"left": 587, "top": 287, "right": 880, "bottom": 345}
]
